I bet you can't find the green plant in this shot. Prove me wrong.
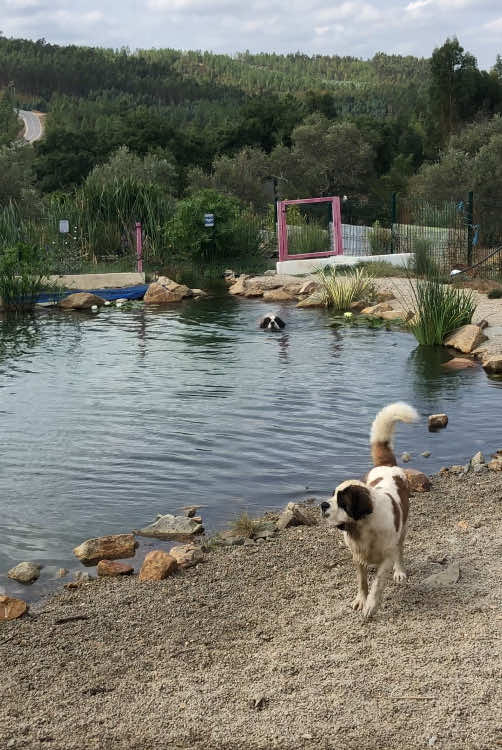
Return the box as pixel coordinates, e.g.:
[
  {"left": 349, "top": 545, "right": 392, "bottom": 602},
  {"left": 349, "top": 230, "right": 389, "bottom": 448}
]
[
  {"left": 412, "top": 237, "right": 441, "bottom": 277},
  {"left": 228, "top": 512, "right": 264, "bottom": 539},
  {"left": 356, "top": 261, "right": 407, "bottom": 278},
  {"left": 368, "top": 220, "right": 392, "bottom": 255},
  {"left": 317, "top": 266, "right": 377, "bottom": 311},
  {"left": 0, "top": 242, "right": 61, "bottom": 311},
  {"left": 487, "top": 287, "right": 502, "bottom": 299},
  {"left": 288, "top": 222, "right": 329, "bottom": 255},
  {"left": 405, "top": 274, "right": 475, "bottom": 345}
]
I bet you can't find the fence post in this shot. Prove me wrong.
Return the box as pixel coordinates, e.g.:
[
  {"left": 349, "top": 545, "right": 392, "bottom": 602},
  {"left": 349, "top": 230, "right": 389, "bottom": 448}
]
[
  {"left": 390, "top": 192, "right": 397, "bottom": 254},
  {"left": 466, "top": 191, "right": 473, "bottom": 266},
  {"left": 135, "top": 221, "right": 143, "bottom": 273}
]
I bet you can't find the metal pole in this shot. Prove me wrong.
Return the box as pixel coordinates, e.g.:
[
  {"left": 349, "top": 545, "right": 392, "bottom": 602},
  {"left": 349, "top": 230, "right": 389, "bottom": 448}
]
[
  {"left": 135, "top": 221, "right": 143, "bottom": 273},
  {"left": 466, "top": 191, "right": 473, "bottom": 266},
  {"left": 390, "top": 192, "right": 397, "bottom": 255}
]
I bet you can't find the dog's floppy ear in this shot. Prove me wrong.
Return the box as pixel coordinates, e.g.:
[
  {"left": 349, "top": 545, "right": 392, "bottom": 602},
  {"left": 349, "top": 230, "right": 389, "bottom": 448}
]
[
  {"left": 337, "top": 485, "right": 373, "bottom": 520},
  {"left": 275, "top": 316, "right": 286, "bottom": 329},
  {"left": 259, "top": 316, "right": 271, "bottom": 329}
]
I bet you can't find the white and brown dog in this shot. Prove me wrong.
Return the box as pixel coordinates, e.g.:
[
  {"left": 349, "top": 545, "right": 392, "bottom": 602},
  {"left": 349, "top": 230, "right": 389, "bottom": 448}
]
[{"left": 321, "top": 402, "right": 418, "bottom": 618}]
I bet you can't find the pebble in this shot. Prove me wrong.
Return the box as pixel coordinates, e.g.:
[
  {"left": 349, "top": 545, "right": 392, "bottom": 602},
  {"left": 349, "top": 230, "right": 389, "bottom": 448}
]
[
  {"left": 421, "top": 451, "right": 431, "bottom": 458},
  {"left": 401, "top": 452, "right": 411, "bottom": 463}
]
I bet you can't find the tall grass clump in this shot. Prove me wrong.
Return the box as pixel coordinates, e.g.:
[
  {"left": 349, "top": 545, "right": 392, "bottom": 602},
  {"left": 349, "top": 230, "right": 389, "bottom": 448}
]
[
  {"left": 288, "top": 222, "right": 329, "bottom": 255},
  {"left": 405, "top": 271, "right": 475, "bottom": 345},
  {"left": 0, "top": 243, "right": 60, "bottom": 312},
  {"left": 317, "top": 266, "right": 377, "bottom": 310},
  {"left": 412, "top": 237, "right": 442, "bottom": 278}
]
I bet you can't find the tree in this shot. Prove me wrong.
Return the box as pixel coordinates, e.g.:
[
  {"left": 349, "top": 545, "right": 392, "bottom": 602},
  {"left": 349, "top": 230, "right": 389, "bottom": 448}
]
[
  {"left": 85, "top": 146, "right": 177, "bottom": 193},
  {"left": 0, "top": 88, "right": 19, "bottom": 146}
]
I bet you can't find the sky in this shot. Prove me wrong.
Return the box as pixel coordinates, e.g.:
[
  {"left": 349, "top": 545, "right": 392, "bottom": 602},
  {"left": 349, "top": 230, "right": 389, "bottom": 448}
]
[{"left": 1, "top": 0, "right": 502, "bottom": 70}]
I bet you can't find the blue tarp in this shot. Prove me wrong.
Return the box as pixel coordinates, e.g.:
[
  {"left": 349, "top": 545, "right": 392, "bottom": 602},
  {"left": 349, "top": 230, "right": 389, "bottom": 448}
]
[{"left": 36, "top": 284, "right": 148, "bottom": 304}]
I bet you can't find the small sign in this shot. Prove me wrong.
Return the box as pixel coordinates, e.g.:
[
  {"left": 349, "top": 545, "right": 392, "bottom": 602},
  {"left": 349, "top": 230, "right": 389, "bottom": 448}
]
[
  {"left": 204, "top": 213, "right": 214, "bottom": 228},
  {"left": 59, "top": 219, "right": 69, "bottom": 234}
]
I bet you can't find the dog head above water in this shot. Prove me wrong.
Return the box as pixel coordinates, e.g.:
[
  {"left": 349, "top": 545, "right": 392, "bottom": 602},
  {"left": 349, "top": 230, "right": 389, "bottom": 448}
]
[
  {"left": 320, "top": 480, "right": 373, "bottom": 531},
  {"left": 259, "top": 313, "right": 285, "bottom": 331}
]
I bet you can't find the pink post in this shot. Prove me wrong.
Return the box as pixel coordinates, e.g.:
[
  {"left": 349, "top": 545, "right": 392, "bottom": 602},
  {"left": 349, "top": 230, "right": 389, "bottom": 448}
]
[{"left": 135, "top": 221, "right": 143, "bottom": 273}]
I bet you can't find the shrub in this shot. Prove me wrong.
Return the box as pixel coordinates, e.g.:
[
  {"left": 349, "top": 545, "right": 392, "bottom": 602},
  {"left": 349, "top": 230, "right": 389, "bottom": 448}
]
[
  {"left": 317, "top": 266, "right": 377, "bottom": 311},
  {"left": 487, "top": 287, "right": 502, "bottom": 299},
  {"left": 368, "top": 220, "right": 392, "bottom": 255},
  {"left": 163, "top": 189, "right": 266, "bottom": 273},
  {"left": 0, "top": 242, "right": 60, "bottom": 312}
]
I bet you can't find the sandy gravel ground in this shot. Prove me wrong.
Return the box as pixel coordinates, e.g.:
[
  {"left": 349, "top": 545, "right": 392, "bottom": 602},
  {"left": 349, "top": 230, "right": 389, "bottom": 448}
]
[{"left": 1, "top": 468, "right": 501, "bottom": 750}]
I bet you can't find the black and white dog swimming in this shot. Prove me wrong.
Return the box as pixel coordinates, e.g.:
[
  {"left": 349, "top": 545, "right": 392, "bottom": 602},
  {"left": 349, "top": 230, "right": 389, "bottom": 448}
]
[{"left": 259, "top": 312, "right": 286, "bottom": 330}]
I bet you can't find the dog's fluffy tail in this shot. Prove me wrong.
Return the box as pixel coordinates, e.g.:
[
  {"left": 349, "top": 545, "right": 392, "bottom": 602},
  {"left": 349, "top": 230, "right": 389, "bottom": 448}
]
[{"left": 370, "top": 402, "right": 418, "bottom": 467}]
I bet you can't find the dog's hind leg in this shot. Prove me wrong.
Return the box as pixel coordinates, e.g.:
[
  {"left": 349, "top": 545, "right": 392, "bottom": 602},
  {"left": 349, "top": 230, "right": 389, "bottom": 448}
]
[
  {"left": 351, "top": 562, "right": 368, "bottom": 611},
  {"left": 362, "top": 558, "right": 393, "bottom": 618},
  {"left": 393, "top": 541, "right": 407, "bottom": 583}
]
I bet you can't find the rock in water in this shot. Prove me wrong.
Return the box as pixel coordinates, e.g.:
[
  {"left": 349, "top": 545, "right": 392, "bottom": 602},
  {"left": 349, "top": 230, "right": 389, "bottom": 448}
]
[
  {"left": 59, "top": 293, "right": 107, "bottom": 310},
  {"left": 7, "top": 561, "right": 41, "bottom": 584},
  {"left": 139, "top": 550, "right": 177, "bottom": 581},
  {"left": 135, "top": 514, "right": 203, "bottom": 540},
  {"left": 73, "top": 534, "right": 137, "bottom": 565},
  {"left": 428, "top": 413, "right": 448, "bottom": 430},
  {"left": 443, "top": 325, "right": 487, "bottom": 354}
]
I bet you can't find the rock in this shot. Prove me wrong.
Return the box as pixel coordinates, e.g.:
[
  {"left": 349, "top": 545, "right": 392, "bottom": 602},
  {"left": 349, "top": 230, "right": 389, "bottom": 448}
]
[
  {"left": 96, "top": 561, "right": 134, "bottom": 577},
  {"left": 428, "top": 413, "right": 448, "bottom": 430},
  {"left": 378, "top": 309, "right": 411, "bottom": 321},
  {"left": 243, "top": 287, "right": 264, "bottom": 298},
  {"left": 473, "top": 464, "right": 488, "bottom": 473},
  {"left": 59, "top": 293, "right": 106, "bottom": 310},
  {"left": 376, "top": 291, "right": 395, "bottom": 303},
  {"left": 191, "top": 288, "right": 207, "bottom": 297},
  {"left": 474, "top": 319, "right": 489, "bottom": 329},
  {"left": 135, "top": 514, "right": 203, "bottom": 541},
  {"left": 183, "top": 506, "right": 198, "bottom": 518},
  {"left": 441, "top": 357, "right": 477, "bottom": 370},
  {"left": 421, "top": 561, "right": 460, "bottom": 589},
  {"left": 139, "top": 550, "right": 177, "bottom": 581},
  {"left": 350, "top": 300, "right": 367, "bottom": 312},
  {"left": 401, "top": 452, "right": 411, "bottom": 463},
  {"left": 298, "top": 280, "right": 319, "bottom": 296},
  {"left": 470, "top": 451, "right": 485, "bottom": 466},
  {"left": 144, "top": 277, "right": 190, "bottom": 304},
  {"left": 443, "top": 324, "right": 488, "bottom": 354},
  {"left": 0, "top": 595, "right": 28, "bottom": 621},
  {"left": 449, "top": 465, "right": 465, "bottom": 474},
  {"left": 421, "top": 451, "right": 431, "bottom": 458},
  {"left": 263, "top": 288, "right": 297, "bottom": 302},
  {"left": 276, "top": 502, "right": 312, "bottom": 531},
  {"left": 361, "top": 302, "right": 393, "bottom": 316},
  {"left": 253, "top": 522, "right": 277, "bottom": 541},
  {"left": 296, "top": 292, "right": 324, "bottom": 308},
  {"left": 217, "top": 531, "right": 245, "bottom": 546},
  {"left": 56, "top": 568, "right": 68, "bottom": 578},
  {"left": 228, "top": 275, "right": 249, "bottom": 295},
  {"left": 168, "top": 544, "right": 204, "bottom": 568},
  {"left": 488, "top": 456, "right": 502, "bottom": 471},
  {"left": 7, "top": 561, "right": 41, "bottom": 584},
  {"left": 263, "top": 270, "right": 277, "bottom": 277},
  {"left": 73, "top": 533, "right": 137, "bottom": 565},
  {"left": 404, "top": 468, "right": 431, "bottom": 492},
  {"left": 74, "top": 571, "right": 95, "bottom": 583},
  {"left": 482, "top": 355, "right": 502, "bottom": 374},
  {"left": 115, "top": 298, "right": 128, "bottom": 304}
]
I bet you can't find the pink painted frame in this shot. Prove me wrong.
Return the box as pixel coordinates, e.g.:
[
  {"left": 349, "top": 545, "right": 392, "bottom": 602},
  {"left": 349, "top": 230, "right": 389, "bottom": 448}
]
[{"left": 277, "top": 196, "right": 343, "bottom": 261}]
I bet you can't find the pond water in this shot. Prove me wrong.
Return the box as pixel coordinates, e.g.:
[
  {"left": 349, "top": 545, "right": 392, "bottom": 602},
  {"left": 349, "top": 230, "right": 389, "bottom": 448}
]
[{"left": 1, "top": 290, "right": 501, "bottom": 601}]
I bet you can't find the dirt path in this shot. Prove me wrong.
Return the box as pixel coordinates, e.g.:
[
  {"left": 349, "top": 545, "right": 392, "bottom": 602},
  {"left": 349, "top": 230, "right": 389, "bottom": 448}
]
[{"left": 1, "top": 467, "right": 501, "bottom": 750}]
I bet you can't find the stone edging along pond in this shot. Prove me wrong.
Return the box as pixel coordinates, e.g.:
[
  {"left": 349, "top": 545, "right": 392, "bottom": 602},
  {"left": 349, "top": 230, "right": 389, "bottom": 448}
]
[{"left": 224, "top": 270, "right": 502, "bottom": 377}]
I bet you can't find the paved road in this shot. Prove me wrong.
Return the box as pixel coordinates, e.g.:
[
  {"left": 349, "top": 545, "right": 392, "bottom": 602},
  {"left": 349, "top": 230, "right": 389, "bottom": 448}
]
[{"left": 18, "top": 109, "right": 43, "bottom": 142}]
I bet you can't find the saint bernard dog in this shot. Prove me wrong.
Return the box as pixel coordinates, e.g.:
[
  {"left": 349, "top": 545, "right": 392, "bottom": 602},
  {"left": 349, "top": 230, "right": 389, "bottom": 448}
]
[{"left": 321, "top": 402, "right": 419, "bottom": 618}]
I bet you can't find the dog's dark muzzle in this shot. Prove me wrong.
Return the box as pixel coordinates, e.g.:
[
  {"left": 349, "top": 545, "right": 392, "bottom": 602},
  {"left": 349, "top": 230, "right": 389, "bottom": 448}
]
[{"left": 320, "top": 502, "right": 330, "bottom": 517}]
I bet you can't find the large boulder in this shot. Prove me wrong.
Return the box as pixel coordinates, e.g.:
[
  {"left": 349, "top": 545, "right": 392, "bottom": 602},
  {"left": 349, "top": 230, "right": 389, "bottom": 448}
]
[
  {"left": 0, "top": 595, "right": 28, "bottom": 621},
  {"left": 96, "top": 560, "right": 134, "bottom": 577},
  {"left": 59, "top": 293, "right": 106, "bottom": 310},
  {"left": 263, "top": 288, "right": 297, "bottom": 302},
  {"left": 139, "top": 550, "right": 177, "bottom": 581},
  {"left": 443, "top": 324, "right": 488, "bottom": 354},
  {"left": 144, "top": 276, "right": 191, "bottom": 304},
  {"left": 135, "top": 513, "right": 203, "bottom": 541},
  {"left": 73, "top": 533, "right": 137, "bottom": 565},
  {"left": 169, "top": 544, "right": 204, "bottom": 568},
  {"left": 482, "top": 354, "right": 502, "bottom": 374},
  {"left": 404, "top": 468, "right": 431, "bottom": 492},
  {"left": 8, "top": 561, "right": 41, "bottom": 584}
]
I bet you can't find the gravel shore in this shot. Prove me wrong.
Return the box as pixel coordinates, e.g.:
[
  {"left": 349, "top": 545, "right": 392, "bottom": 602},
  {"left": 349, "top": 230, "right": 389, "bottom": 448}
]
[{"left": 1, "top": 467, "right": 501, "bottom": 750}]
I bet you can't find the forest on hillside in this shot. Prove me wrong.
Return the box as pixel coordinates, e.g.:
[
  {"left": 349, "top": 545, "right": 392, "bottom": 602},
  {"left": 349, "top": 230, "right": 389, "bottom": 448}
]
[{"left": 1, "top": 34, "right": 502, "bottom": 272}]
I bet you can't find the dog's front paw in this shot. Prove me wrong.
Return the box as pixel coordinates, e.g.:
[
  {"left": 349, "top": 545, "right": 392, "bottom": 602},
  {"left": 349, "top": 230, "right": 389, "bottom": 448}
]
[
  {"left": 362, "top": 597, "right": 378, "bottom": 619},
  {"left": 393, "top": 568, "right": 407, "bottom": 583},
  {"left": 351, "top": 594, "right": 366, "bottom": 611}
]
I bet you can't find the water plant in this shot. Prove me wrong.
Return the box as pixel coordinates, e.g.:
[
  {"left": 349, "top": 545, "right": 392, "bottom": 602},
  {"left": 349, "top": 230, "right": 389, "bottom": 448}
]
[
  {"left": 404, "top": 272, "right": 475, "bottom": 345},
  {"left": 316, "top": 266, "right": 377, "bottom": 311},
  {"left": 0, "top": 242, "right": 61, "bottom": 311}
]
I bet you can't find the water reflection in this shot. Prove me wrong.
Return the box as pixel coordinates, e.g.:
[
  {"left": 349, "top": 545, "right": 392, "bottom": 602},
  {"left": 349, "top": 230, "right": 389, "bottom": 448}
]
[{"left": 407, "top": 345, "right": 469, "bottom": 400}]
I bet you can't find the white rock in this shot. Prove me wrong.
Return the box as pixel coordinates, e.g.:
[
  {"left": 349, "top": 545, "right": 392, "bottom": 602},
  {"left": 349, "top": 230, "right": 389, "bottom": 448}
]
[{"left": 8, "top": 561, "right": 41, "bottom": 584}]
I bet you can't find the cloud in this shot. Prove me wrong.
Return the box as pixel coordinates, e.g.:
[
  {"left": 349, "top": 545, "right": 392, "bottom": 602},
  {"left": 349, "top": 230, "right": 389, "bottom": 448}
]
[{"left": 484, "top": 16, "right": 502, "bottom": 32}]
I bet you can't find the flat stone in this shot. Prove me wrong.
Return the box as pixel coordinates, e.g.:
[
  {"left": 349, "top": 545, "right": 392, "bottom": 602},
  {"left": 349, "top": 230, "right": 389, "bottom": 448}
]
[
  {"left": 217, "top": 531, "right": 245, "bottom": 546},
  {"left": 7, "top": 561, "right": 41, "bottom": 584},
  {"left": 404, "top": 468, "right": 431, "bottom": 492},
  {"left": 296, "top": 292, "right": 324, "bottom": 308},
  {"left": 442, "top": 357, "right": 477, "bottom": 370},
  {"left": 262, "top": 288, "right": 297, "bottom": 302},
  {"left": 144, "top": 281, "right": 187, "bottom": 304},
  {"left": 482, "top": 355, "right": 502, "bottom": 374},
  {"left": 443, "top": 325, "right": 488, "bottom": 354},
  {"left": 361, "top": 302, "right": 393, "bottom": 316},
  {"left": 135, "top": 514, "right": 203, "bottom": 541},
  {"left": 59, "top": 293, "right": 106, "bottom": 310},
  {"left": 243, "top": 288, "right": 264, "bottom": 297},
  {"left": 298, "top": 280, "right": 319, "bottom": 295},
  {"left": 421, "top": 561, "right": 460, "bottom": 589},
  {"left": 0, "top": 595, "right": 28, "bottom": 621},
  {"left": 73, "top": 533, "right": 137, "bottom": 566},
  {"left": 96, "top": 560, "right": 134, "bottom": 577},
  {"left": 428, "top": 413, "right": 448, "bottom": 430},
  {"left": 168, "top": 544, "right": 204, "bottom": 568},
  {"left": 139, "top": 550, "right": 177, "bottom": 581}
]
